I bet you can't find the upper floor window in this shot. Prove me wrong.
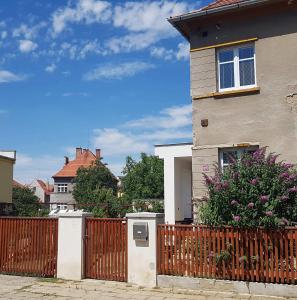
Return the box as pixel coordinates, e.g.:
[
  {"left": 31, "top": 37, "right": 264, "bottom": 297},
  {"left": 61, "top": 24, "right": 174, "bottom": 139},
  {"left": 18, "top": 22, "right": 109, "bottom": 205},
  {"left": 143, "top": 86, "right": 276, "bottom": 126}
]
[
  {"left": 57, "top": 184, "right": 68, "bottom": 193},
  {"left": 217, "top": 44, "right": 256, "bottom": 92}
]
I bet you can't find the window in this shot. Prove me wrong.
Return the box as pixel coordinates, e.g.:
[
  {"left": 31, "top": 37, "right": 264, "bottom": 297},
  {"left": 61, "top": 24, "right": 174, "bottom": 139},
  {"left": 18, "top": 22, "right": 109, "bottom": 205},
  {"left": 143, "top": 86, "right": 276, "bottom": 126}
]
[
  {"left": 57, "top": 184, "right": 68, "bottom": 193},
  {"left": 217, "top": 44, "right": 256, "bottom": 91},
  {"left": 57, "top": 204, "right": 68, "bottom": 210},
  {"left": 219, "top": 146, "right": 258, "bottom": 170}
]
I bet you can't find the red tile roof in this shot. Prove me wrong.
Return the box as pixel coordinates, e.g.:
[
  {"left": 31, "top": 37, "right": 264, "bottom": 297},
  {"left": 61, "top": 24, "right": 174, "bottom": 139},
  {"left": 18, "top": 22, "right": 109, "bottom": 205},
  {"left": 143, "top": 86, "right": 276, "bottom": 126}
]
[
  {"left": 201, "top": 0, "right": 245, "bottom": 10},
  {"left": 37, "top": 180, "right": 54, "bottom": 195},
  {"left": 13, "top": 179, "right": 24, "bottom": 188},
  {"left": 53, "top": 149, "right": 97, "bottom": 178}
]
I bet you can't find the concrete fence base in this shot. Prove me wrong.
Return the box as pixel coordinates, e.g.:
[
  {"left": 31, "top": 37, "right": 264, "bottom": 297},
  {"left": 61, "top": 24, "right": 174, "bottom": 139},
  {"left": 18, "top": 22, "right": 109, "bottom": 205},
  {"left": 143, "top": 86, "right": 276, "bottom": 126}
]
[{"left": 157, "top": 275, "right": 297, "bottom": 298}]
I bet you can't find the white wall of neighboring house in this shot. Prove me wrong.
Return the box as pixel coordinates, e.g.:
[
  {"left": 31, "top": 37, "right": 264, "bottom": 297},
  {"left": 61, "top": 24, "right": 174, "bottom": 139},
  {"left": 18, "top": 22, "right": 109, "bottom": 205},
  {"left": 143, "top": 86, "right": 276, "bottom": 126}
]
[{"left": 29, "top": 180, "right": 46, "bottom": 203}]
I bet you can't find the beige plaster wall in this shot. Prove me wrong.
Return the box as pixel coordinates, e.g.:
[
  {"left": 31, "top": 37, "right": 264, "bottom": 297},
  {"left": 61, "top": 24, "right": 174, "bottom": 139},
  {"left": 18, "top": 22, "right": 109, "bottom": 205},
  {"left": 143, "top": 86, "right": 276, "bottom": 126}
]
[
  {"left": 190, "top": 7, "right": 297, "bottom": 207},
  {"left": 0, "top": 158, "right": 13, "bottom": 203}
]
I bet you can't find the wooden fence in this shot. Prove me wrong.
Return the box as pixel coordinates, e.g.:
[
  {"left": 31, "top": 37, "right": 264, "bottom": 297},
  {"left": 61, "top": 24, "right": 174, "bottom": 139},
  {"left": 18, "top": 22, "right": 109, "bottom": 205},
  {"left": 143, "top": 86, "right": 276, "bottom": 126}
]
[
  {"left": 0, "top": 217, "right": 58, "bottom": 277},
  {"left": 84, "top": 218, "right": 127, "bottom": 282},
  {"left": 157, "top": 224, "right": 297, "bottom": 284}
]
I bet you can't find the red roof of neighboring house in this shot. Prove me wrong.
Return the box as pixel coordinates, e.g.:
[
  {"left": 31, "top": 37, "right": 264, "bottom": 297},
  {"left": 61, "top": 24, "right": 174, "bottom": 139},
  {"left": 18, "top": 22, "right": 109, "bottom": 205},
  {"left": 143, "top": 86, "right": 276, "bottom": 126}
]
[
  {"left": 53, "top": 149, "right": 97, "bottom": 178},
  {"left": 13, "top": 179, "right": 24, "bottom": 188},
  {"left": 37, "top": 180, "right": 54, "bottom": 195},
  {"left": 201, "top": 0, "right": 245, "bottom": 10}
]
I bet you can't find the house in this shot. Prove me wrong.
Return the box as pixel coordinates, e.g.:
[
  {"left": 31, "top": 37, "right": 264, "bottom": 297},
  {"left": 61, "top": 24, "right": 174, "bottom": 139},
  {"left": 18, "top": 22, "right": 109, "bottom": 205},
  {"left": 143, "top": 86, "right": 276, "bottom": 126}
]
[
  {"left": 12, "top": 179, "right": 24, "bottom": 188},
  {"left": 29, "top": 179, "right": 53, "bottom": 207},
  {"left": 50, "top": 147, "right": 103, "bottom": 210},
  {"left": 155, "top": 0, "right": 297, "bottom": 224},
  {"left": 0, "top": 151, "right": 16, "bottom": 214}
]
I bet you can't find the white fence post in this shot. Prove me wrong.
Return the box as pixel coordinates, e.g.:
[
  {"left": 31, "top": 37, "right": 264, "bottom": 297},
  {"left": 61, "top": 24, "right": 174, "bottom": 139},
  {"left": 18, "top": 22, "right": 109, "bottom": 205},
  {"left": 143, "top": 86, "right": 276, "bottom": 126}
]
[
  {"left": 126, "top": 212, "right": 164, "bottom": 287},
  {"left": 57, "top": 211, "right": 92, "bottom": 280}
]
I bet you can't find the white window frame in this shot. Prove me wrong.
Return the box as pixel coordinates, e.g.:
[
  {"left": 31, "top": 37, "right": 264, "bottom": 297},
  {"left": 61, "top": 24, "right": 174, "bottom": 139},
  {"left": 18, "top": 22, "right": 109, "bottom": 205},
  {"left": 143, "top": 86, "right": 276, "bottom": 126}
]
[
  {"left": 57, "top": 184, "right": 68, "bottom": 193},
  {"left": 219, "top": 146, "right": 259, "bottom": 170},
  {"left": 217, "top": 43, "right": 257, "bottom": 92},
  {"left": 57, "top": 204, "right": 68, "bottom": 210}
]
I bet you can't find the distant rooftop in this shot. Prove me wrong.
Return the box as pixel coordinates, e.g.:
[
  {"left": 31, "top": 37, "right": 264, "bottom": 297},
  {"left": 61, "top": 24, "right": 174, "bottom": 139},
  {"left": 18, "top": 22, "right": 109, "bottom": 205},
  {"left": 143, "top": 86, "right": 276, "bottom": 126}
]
[
  {"left": 200, "top": 0, "right": 245, "bottom": 10},
  {"left": 53, "top": 147, "right": 101, "bottom": 178}
]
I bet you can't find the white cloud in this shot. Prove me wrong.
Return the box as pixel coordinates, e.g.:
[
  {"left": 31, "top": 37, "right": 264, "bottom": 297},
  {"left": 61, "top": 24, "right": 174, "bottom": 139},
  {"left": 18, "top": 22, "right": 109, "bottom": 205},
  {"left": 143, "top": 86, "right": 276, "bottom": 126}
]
[
  {"left": 50, "top": 1, "right": 193, "bottom": 55},
  {"left": 13, "top": 22, "right": 46, "bottom": 39},
  {"left": 45, "top": 63, "right": 57, "bottom": 73},
  {"left": 0, "top": 70, "right": 26, "bottom": 83},
  {"left": 76, "top": 39, "right": 106, "bottom": 59},
  {"left": 105, "top": 1, "right": 191, "bottom": 54},
  {"left": 62, "top": 92, "right": 89, "bottom": 97},
  {"left": 113, "top": 1, "right": 188, "bottom": 34},
  {"left": 125, "top": 104, "right": 192, "bottom": 129},
  {"left": 14, "top": 104, "right": 192, "bottom": 180},
  {"left": 1, "top": 31, "right": 7, "bottom": 39},
  {"left": 176, "top": 42, "right": 190, "bottom": 60},
  {"left": 105, "top": 32, "right": 159, "bottom": 54},
  {"left": 14, "top": 153, "right": 63, "bottom": 184},
  {"left": 52, "top": 0, "right": 112, "bottom": 35},
  {"left": 91, "top": 104, "right": 192, "bottom": 158},
  {"left": 83, "top": 61, "right": 154, "bottom": 80},
  {"left": 150, "top": 46, "right": 174, "bottom": 60},
  {"left": 19, "top": 39, "right": 38, "bottom": 53},
  {"left": 92, "top": 128, "right": 151, "bottom": 156},
  {"left": 62, "top": 71, "right": 71, "bottom": 76},
  {"left": 150, "top": 42, "right": 189, "bottom": 61}
]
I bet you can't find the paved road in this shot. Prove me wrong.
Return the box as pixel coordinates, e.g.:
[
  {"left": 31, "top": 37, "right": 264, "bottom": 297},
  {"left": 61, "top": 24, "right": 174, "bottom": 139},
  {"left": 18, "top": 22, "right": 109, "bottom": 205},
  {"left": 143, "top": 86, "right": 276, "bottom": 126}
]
[{"left": 0, "top": 275, "right": 296, "bottom": 300}]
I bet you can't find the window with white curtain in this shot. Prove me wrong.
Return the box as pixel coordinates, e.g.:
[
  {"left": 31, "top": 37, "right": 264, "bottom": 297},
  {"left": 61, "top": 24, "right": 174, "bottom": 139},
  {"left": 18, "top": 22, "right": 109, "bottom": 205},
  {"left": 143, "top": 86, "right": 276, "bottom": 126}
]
[{"left": 217, "top": 44, "right": 256, "bottom": 92}]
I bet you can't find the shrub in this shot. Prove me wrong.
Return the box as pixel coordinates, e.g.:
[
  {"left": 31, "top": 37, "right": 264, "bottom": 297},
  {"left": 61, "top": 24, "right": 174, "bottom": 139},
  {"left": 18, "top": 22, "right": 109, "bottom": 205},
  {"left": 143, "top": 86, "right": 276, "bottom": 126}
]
[{"left": 201, "top": 147, "right": 297, "bottom": 228}]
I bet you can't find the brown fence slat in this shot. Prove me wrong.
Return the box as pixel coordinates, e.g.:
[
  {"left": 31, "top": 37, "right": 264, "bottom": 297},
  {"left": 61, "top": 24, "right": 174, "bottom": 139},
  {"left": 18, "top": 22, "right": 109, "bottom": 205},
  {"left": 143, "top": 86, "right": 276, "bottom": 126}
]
[
  {"left": 0, "top": 217, "right": 58, "bottom": 277},
  {"left": 84, "top": 218, "right": 127, "bottom": 282},
  {"left": 157, "top": 224, "right": 297, "bottom": 285}
]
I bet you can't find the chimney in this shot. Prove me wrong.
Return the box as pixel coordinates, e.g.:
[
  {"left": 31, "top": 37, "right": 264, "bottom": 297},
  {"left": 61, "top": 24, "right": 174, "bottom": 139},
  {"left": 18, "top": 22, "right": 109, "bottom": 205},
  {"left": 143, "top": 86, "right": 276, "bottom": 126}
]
[
  {"left": 76, "top": 147, "right": 82, "bottom": 158},
  {"left": 64, "top": 156, "right": 69, "bottom": 165},
  {"left": 96, "top": 148, "right": 101, "bottom": 159}
]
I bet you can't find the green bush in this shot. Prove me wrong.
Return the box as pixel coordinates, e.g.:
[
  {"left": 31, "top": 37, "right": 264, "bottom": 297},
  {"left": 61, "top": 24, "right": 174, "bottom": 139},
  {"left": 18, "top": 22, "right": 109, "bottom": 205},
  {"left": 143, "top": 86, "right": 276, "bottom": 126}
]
[
  {"left": 201, "top": 148, "right": 297, "bottom": 228},
  {"left": 12, "top": 186, "right": 42, "bottom": 217}
]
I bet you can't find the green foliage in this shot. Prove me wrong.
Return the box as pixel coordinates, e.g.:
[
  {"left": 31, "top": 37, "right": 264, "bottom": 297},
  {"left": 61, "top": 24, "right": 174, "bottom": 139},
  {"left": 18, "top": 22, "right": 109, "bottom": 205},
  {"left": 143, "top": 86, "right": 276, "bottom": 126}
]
[
  {"left": 122, "top": 153, "right": 164, "bottom": 200},
  {"left": 73, "top": 159, "right": 125, "bottom": 217},
  {"left": 12, "top": 186, "right": 42, "bottom": 216},
  {"left": 201, "top": 148, "right": 297, "bottom": 228},
  {"left": 85, "top": 187, "right": 132, "bottom": 218},
  {"left": 132, "top": 199, "right": 164, "bottom": 213}
]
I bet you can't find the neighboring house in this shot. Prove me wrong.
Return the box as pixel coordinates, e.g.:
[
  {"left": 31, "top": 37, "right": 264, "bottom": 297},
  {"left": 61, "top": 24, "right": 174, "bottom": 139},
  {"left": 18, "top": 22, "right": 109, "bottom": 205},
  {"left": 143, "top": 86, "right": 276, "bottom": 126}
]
[
  {"left": 50, "top": 147, "right": 103, "bottom": 210},
  {"left": 155, "top": 0, "right": 297, "bottom": 224},
  {"left": 12, "top": 179, "right": 24, "bottom": 188},
  {"left": 29, "top": 179, "right": 53, "bottom": 207},
  {"left": 0, "top": 151, "right": 16, "bottom": 214}
]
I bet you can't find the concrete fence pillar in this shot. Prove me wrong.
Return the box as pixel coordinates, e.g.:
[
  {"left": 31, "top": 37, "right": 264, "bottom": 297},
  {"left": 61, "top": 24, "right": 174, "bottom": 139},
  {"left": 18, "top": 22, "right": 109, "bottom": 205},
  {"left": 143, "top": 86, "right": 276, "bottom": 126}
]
[
  {"left": 126, "top": 212, "right": 164, "bottom": 287},
  {"left": 57, "top": 211, "right": 92, "bottom": 280}
]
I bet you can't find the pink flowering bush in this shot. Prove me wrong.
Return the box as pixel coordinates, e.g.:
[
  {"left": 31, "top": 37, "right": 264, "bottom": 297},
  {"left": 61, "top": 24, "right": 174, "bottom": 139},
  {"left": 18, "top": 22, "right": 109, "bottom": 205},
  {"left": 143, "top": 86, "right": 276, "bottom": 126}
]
[{"left": 201, "top": 148, "right": 297, "bottom": 228}]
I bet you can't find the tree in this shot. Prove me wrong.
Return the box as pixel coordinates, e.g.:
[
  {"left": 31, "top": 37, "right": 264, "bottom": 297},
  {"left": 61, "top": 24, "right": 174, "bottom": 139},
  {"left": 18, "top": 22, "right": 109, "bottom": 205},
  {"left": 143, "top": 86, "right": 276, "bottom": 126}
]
[
  {"left": 72, "top": 159, "right": 122, "bottom": 217},
  {"left": 201, "top": 147, "right": 297, "bottom": 228},
  {"left": 12, "top": 186, "right": 43, "bottom": 216},
  {"left": 122, "top": 153, "right": 164, "bottom": 212}
]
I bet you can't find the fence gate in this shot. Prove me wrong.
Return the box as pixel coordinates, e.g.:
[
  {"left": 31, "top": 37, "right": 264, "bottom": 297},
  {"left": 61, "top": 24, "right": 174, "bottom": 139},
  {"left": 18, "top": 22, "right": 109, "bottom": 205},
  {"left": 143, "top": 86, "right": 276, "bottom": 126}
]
[
  {"left": 85, "top": 218, "right": 127, "bottom": 282},
  {"left": 0, "top": 217, "right": 58, "bottom": 277}
]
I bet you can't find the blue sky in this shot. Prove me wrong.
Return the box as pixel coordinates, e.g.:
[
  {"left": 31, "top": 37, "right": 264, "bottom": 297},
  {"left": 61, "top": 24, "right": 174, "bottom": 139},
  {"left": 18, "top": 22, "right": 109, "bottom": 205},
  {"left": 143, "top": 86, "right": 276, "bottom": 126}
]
[{"left": 0, "top": 0, "right": 211, "bottom": 183}]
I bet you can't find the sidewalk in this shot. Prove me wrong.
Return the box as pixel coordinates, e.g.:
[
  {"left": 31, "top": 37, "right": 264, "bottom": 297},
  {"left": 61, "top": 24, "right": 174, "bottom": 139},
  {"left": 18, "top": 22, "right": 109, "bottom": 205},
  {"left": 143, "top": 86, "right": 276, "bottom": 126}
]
[{"left": 0, "top": 275, "right": 296, "bottom": 300}]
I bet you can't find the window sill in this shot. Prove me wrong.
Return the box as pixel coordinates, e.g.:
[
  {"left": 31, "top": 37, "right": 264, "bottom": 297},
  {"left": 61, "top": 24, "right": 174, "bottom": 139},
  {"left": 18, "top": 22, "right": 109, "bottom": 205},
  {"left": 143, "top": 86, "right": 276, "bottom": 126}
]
[
  {"left": 214, "top": 87, "right": 260, "bottom": 98},
  {"left": 192, "top": 87, "right": 260, "bottom": 100}
]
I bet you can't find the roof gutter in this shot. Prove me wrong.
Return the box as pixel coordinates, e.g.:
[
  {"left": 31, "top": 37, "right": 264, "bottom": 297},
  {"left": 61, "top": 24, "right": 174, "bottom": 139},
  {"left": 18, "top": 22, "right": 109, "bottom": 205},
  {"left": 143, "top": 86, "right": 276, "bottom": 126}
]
[{"left": 168, "top": 0, "right": 275, "bottom": 39}]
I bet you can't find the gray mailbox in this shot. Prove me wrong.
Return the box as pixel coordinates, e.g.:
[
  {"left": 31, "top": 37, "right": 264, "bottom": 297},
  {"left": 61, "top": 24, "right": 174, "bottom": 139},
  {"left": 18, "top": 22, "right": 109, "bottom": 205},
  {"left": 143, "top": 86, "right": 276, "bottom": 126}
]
[{"left": 133, "top": 222, "right": 148, "bottom": 241}]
